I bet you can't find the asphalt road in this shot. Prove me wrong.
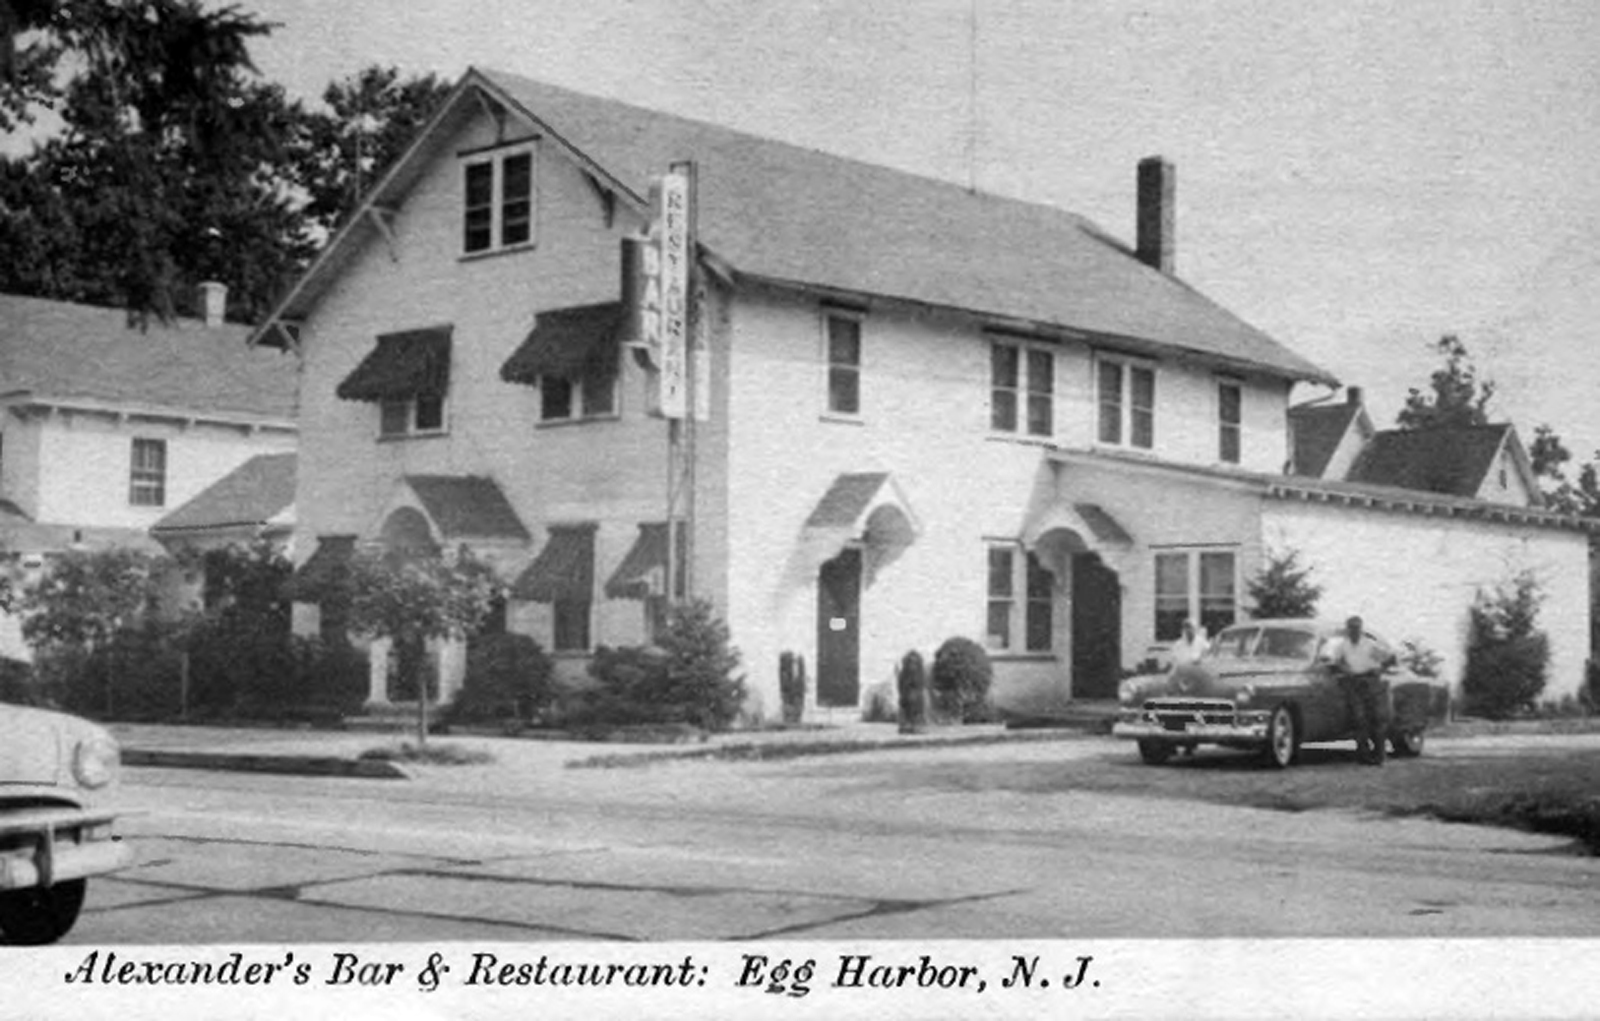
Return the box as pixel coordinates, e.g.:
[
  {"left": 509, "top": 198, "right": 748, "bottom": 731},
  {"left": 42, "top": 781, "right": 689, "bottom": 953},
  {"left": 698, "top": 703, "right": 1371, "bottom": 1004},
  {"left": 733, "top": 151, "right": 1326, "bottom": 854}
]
[{"left": 73, "top": 735, "right": 1600, "bottom": 943}]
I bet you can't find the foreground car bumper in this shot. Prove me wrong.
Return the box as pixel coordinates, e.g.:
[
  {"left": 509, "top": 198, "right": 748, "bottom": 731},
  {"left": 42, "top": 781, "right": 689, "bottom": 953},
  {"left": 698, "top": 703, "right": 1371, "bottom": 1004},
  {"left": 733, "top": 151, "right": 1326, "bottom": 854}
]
[
  {"left": 0, "top": 807, "right": 131, "bottom": 889},
  {"left": 1113, "top": 708, "right": 1272, "bottom": 744}
]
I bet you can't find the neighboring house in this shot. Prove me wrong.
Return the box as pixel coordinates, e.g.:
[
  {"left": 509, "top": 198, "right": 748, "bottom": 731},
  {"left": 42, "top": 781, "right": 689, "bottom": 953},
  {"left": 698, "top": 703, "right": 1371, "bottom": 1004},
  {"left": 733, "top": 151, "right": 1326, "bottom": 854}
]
[
  {"left": 0, "top": 290, "right": 298, "bottom": 657},
  {"left": 251, "top": 68, "right": 1593, "bottom": 716},
  {"left": 1288, "top": 388, "right": 1374, "bottom": 480}
]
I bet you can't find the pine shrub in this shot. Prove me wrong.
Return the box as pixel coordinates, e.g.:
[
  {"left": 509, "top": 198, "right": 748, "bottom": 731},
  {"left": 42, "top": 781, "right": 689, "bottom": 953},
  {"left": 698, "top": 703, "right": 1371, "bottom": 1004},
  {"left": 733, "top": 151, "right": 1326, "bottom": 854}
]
[
  {"left": 896, "top": 649, "right": 928, "bottom": 734},
  {"left": 450, "top": 632, "right": 554, "bottom": 724},
  {"left": 778, "top": 651, "right": 807, "bottom": 725}
]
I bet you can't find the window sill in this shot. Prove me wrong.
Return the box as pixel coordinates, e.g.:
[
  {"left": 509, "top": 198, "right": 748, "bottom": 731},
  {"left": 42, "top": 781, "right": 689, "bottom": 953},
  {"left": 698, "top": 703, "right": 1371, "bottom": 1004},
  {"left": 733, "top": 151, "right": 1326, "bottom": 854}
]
[
  {"left": 378, "top": 430, "right": 450, "bottom": 443},
  {"left": 819, "top": 413, "right": 864, "bottom": 426},
  {"left": 458, "top": 242, "right": 537, "bottom": 263},
  {"left": 985, "top": 433, "right": 1056, "bottom": 448},
  {"left": 535, "top": 413, "right": 621, "bottom": 430}
]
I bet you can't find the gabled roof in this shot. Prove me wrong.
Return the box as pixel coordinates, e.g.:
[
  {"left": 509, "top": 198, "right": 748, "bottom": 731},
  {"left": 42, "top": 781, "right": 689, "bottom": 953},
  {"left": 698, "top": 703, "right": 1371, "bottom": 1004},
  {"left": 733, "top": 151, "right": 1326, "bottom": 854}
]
[
  {"left": 1347, "top": 425, "right": 1527, "bottom": 501},
  {"left": 151, "top": 453, "right": 296, "bottom": 535},
  {"left": 403, "top": 475, "right": 530, "bottom": 542},
  {"left": 0, "top": 293, "right": 297, "bottom": 420},
  {"left": 258, "top": 68, "right": 1337, "bottom": 386},
  {"left": 1289, "top": 400, "right": 1365, "bottom": 478}
]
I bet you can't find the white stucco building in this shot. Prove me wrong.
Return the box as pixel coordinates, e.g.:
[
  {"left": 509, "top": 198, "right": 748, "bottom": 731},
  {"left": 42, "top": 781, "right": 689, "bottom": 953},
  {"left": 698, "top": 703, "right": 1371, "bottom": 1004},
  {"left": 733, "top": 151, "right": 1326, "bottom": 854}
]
[{"left": 252, "top": 68, "right": 1594, "bottom": 716}]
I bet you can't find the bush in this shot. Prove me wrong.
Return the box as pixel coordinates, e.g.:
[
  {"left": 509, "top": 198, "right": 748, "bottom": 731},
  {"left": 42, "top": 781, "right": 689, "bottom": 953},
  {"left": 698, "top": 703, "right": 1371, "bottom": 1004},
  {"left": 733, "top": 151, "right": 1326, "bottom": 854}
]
[
  {"left": 1462, "top": 571, "right": 1549, "bottom": 720},
  {"left": 1398, "top": 638, "right": 1443, "bottom": 679},
  {"left": 1583, "top": 660, "right": 1600, "bottom": 715},
  {"left": 896, "top": 650, "right": 928, "bottom": 734},
  {"left": 1247, "top": 547, "right": 1322, "bottom": 619},
  {"left": 930, "top": 636, "right": 992, "bottom": 723},
  {"left": 572, "top": 600, "right": 745, "bottom": 733},
  {"left": 449, "top": 632, "right": 554, "bottom": 724},
  {"left": 778, "top": 651, "right": 807, "bottom": 725},
  {"left": 861, "top": 680, "right": 897, "bottom": 723}
]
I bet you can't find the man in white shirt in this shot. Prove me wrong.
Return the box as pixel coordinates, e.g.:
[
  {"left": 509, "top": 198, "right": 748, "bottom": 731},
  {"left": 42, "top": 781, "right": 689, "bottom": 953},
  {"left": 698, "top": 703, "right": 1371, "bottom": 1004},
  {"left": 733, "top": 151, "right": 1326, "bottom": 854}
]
[
  {"left": 1170, "top": 619, "right": 1209, "bottom": 666},
  {"left": 1321, "top": 615, "right": 1396, "bottom": 766}
]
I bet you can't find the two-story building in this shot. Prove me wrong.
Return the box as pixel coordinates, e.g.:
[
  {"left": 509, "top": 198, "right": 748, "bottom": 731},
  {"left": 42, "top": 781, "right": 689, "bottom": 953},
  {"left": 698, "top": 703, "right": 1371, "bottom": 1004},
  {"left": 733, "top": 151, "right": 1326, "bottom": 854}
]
[
  {"left": 253, "top": 68, "right": 1592, "bottom": 716},
  {"left": 0, "top": 289, "right": 298, "bottom": 655}
]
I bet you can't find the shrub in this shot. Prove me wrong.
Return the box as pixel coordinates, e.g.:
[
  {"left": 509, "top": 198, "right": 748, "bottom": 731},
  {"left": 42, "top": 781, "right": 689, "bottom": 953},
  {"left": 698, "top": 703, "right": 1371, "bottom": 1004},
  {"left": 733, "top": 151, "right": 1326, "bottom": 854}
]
[
  {"left": 573, "top": 600, "right": 745, "bottom": 732},
  {"left": 778, "top": 651, "right": 807, "bottom": 725},
  {"left": 896, "top": 650, "right": 928, "bottom": 734},
  {"left": 1247, "top": 547, "right": 1322, "bottom": 619},
  {"left": 449, "top": 632, "right": 554, "bottom": 724},
  {"left": 1462, "top": 571, "right": 1549, "bottom": 720},
  {"left": 930, "top": 636, "right": 992, "bottom": 723},
  {"left": 1398, "top": 638, "right": 1443, "bottom": 679},
  {"left": 861, "top": 680, "right": 898, "bottom": 723}
]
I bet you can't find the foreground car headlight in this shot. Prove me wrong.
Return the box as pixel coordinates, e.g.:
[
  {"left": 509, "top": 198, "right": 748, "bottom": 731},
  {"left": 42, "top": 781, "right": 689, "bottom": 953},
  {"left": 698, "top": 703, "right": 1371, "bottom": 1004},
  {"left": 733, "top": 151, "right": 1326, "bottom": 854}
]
[
  {"left": 1234, "top": 684, "right": 1256, "bottom": 707},
  {"left": 73, "top": 735, "right": 120, "bottom": 789}
]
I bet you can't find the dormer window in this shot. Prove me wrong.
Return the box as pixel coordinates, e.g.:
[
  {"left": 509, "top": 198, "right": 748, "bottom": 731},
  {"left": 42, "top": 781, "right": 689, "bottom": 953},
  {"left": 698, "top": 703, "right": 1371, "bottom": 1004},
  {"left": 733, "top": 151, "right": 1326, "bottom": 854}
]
[{"left": 463, "top": 146, "right": 535, "bottom": 255}]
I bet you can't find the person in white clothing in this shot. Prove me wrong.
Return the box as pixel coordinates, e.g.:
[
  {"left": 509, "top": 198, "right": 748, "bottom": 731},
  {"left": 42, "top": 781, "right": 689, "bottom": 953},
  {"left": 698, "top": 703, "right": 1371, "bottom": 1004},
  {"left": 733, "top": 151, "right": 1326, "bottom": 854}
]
[
  {"left": 1320, "top": 615, "right": 1396, "bottom": 765},
  {"left": 1170, "top": 619, "right": 1209, "bottom": 666}
]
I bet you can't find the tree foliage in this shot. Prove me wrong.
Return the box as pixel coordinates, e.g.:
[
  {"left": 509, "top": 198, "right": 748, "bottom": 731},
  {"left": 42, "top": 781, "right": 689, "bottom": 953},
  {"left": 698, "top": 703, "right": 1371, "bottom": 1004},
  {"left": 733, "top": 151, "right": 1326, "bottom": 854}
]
[
  {"left": 1396, "top": 334, "right": 1495, "bottom": 431},
  {"left": 345, "top": 544, "right": 497, "bottom": 743},
  {"left": 1462, "top": 570, "right": 1549, "bottom": 720},
  {"left": 287, "top": 65, "right": 452, "bottom": 239},
  {"left": 1246, "top": 547, "right": 1322, "bottom": 619}
]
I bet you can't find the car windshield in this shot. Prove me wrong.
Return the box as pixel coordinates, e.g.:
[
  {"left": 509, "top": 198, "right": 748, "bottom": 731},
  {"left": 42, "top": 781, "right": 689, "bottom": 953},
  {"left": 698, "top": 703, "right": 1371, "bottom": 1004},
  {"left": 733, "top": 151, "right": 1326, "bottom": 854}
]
[
  {"left": 1256, "top": 626, "right": 1317, "bottom": 661},
  {"left": 1205, "top": 625, "right": 1318, "bottom": 661}
]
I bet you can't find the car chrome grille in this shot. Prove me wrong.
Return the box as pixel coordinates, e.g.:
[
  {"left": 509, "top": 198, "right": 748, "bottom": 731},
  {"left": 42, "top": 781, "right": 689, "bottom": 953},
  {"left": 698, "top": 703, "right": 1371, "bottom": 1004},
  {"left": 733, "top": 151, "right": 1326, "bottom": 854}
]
[{"left": 1141, "top": 698, "right": 1237, "bottom": 729}]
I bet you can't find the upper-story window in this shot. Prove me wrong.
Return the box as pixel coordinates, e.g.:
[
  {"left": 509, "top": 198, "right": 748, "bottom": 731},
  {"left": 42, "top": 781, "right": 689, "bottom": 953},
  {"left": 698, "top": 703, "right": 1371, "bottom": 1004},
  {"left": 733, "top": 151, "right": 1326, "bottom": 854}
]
[
  {"left": 463, "top": 146, "right": 535, "bottom": 255},
  {"left": 540, "top": 372, "right": 616, "bottom": 423},
  {"left": 1218, "top": 381, "right": 1242, "bottom": 464},
  {"left": 823, "top": 311, "right": 862, "bottom": 417},
  {"left": 380, "top": 394, "right": 447, "bottom": 437},
  {"left": 1097, "top": 357, "right": 1155, "bottom": 449},
  {"left": 991, "top": 343, "right": 1054, "bottom": 437},
  {"left": 130, "top": 438, "right": 167, "bottom": 507}
]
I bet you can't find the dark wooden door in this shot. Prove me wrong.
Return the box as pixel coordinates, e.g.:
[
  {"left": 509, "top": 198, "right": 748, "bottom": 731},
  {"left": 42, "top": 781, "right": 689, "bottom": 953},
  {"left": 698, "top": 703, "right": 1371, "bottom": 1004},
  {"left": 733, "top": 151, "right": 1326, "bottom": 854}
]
[
  {"left": 816, "top": 548, "right": 862, "bottom": 707},
  {"left": 1070, "top": 553, "right": 1121, "bottom": 699}
]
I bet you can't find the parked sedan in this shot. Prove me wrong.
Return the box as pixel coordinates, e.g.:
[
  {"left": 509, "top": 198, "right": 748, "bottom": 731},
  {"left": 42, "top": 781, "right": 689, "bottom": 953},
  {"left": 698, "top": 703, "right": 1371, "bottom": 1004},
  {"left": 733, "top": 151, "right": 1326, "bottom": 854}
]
[
  {"left": 0, "top": 702, "right": 132, "bottom": 943},
  {"left": 1112, "top": 619, "right": 1443, "bottom": 768}
]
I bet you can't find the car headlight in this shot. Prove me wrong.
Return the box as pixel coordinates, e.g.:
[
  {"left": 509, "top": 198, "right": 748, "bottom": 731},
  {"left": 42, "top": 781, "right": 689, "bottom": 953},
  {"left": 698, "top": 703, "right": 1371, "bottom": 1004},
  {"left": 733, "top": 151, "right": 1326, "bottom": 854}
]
[
  {"left": 73, "top": 735, "right": 119, "bottom": 789},
  {"left": 1118, "top": 678, "right": 1142, "bottom": 704},
  {"left": 1234, "top": 684, "right": 1256, "bottom": 707}
]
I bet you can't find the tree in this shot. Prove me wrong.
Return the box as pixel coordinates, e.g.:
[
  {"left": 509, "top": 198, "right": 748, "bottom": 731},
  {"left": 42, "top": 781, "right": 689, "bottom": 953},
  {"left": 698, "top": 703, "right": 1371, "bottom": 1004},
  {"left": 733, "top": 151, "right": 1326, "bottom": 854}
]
[
  {"left": 1396, "top": 334, "right": 1496, "bottom": 431},
  {"left": 286, "top": 65, "right": 452, "bottom": 239},
  {"left": 1246, "top": 547, "right": 1323, "bottom": 619},
  {"left": 344, "top": 545, "right": 496, "bottom": 745},
  {"left": 1462, "top": 570, "right": 1549, "bottom": 719},
  {"left": 0, "top": 0, "right": 313, "bottom": 323},
  {"left": 18, "top": 548, "right": 159, "bottom": 716}
]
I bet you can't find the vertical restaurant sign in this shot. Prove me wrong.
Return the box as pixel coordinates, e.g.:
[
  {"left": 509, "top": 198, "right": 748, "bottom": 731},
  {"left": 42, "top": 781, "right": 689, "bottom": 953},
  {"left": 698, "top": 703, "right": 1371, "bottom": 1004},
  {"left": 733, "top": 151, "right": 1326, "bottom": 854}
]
[{"left": 657, "top": 170, "right": 691, "bottom": 419}]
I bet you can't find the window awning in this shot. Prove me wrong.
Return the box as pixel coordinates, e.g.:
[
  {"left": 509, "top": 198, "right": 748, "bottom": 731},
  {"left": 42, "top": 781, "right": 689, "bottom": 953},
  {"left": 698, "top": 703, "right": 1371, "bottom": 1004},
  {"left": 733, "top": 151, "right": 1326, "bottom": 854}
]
[
  {"left": 512, "top": 524, "right": 596, "bottom": 602},
  {"left": 336, "top": 326, "right": 452, "bottom": 402},
  {"left": 603, "top": 522, "right": 686, "bottom": 600},
  {"left": 500, "top": 303, "right": 622, "bottom": 386},
  {"left": 282, "top": 535, "right": 356, "bottom": 602}
]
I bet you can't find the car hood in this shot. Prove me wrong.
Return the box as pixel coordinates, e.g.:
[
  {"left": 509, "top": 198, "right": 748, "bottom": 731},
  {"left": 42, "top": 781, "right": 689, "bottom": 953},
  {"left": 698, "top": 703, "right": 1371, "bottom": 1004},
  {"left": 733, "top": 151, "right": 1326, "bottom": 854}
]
[
  {"left": 1132, "top": 661, "right": 1308, "bottom": 701},
  {"left": 0, "top": 703, "right": 69, "bottom": 786}
]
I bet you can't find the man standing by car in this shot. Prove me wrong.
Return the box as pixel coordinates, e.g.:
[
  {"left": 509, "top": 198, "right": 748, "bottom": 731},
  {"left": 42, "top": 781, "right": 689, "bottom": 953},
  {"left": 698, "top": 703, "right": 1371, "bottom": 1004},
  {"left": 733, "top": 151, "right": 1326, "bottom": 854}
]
[{"left": 1322, "top": 615, "right": 1395, "bottom": 766}]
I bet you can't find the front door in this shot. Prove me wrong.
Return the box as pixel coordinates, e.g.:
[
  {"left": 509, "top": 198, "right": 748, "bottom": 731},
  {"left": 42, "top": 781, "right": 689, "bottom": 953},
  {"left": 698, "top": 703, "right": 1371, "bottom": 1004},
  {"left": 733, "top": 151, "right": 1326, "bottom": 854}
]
[
  {"left": 1070, "top": 552, "right": 1121, "bottom": 699},
  {"left": 816, "top": 548, "right": 862, "bottom": 707}
]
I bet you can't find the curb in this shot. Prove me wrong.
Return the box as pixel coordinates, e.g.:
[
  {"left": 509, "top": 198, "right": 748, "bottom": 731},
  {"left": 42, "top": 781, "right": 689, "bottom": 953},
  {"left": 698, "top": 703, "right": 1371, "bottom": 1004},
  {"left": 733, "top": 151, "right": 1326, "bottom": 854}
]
[
  {"left": 568, "top": 725, "right": 1095, "bottom": 769},
  {"left": 123, "top": 749, "right": 410, "bottom": 780}
]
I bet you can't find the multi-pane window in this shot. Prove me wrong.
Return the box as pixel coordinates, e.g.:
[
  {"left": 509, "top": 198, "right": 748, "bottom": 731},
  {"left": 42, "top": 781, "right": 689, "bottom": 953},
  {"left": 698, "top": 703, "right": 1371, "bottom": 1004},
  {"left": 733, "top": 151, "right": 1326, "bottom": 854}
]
[
  {"left": 379, "top": 394, "right": 446, "bottom": 437},
  {"left": 462, "top": 147, "right": 536, "bottom": 254},
  {"left": 539, "top": 372, "right": 616, "bottom": 422},
  {"left": 986, "top": 545, "right": 1054, "bottom": 652},
  {"left": 129, "top": 438, "right": 167, "bottom": 506},
  {"left": 1097, "top": 357, "right": 1155, "bottom": 449},
  {"left": 824, "top": 313, "right": 861, "bottom": 415},
  {"left": 990, "top": 343, "right": 1053, "bottom": 437},
  {"left": 1218, "top": 381, "right": 1242, "bottom": 464},
  {"left": 1154, "top": 549, "right": 1237, "bottom": 641}
]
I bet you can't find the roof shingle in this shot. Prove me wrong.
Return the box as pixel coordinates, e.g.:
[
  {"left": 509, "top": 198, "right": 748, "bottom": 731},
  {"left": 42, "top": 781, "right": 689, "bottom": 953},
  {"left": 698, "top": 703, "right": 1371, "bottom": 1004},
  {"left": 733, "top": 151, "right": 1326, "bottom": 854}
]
[
  {"left": 152, "top": 452, "right": 296, "bottom": 534},
  {"left": 1347, "top": 426, "right": 1511, "bottom": 499}
]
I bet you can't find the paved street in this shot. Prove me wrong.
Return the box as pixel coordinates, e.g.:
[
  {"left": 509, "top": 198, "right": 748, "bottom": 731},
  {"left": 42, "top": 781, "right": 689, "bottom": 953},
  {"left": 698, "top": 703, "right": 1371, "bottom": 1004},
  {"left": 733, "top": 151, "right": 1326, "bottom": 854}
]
[{"left": 63, "top": 732, "right": 1600, "bottom": 944}]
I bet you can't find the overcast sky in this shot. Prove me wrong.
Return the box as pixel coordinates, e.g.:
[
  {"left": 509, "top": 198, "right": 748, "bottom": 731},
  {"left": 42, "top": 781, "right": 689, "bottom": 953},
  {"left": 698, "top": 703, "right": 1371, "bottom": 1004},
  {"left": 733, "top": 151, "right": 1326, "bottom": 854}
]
[{"left": 48, "top": 1, "right": 1600, "bottom": 457}]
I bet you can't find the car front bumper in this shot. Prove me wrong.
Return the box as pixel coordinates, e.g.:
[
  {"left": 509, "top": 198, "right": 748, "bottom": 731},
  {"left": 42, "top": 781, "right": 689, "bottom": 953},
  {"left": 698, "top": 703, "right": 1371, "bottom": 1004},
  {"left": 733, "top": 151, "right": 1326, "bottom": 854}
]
[
  {"left": 0, "top": 807, "right": 132, "bottom": 890},
  {"left": 1112, "top": 708, "right": 1272, "bottom": 744}
]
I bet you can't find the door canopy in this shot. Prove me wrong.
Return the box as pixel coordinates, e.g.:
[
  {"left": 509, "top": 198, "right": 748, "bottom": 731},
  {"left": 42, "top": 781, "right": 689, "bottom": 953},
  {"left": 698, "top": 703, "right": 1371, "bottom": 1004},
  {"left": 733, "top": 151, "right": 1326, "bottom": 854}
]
[{"left": 797, "top": 472, "right": 920, "bottom": 577}]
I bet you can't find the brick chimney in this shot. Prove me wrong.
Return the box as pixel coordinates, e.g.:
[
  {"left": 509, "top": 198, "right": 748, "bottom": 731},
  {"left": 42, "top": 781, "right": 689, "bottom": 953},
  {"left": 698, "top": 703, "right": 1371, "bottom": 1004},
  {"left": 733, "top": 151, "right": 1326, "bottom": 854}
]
[
  {"left": 1346, "top": 386, "right": 1364, "bottom": 406},
  {"left": 198, "top": 281, "right": 227, "bottom": 327},
  {"left": 1136, "top": 156, "right": 1175, "bottom": 274}
]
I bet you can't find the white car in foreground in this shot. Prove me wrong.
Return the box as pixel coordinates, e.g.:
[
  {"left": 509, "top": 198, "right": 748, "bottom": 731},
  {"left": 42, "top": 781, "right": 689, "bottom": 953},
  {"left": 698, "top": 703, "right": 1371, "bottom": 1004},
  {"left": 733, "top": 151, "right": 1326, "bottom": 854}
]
[{"left": 1, "top": 702, "right": 131, "bottom": 943}]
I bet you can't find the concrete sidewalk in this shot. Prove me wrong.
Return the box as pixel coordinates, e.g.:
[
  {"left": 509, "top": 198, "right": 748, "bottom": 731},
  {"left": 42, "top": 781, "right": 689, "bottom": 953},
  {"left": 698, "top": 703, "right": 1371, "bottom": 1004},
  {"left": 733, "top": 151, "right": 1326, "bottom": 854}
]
[{"left": 110, "top": 711, "right": 1111, "bottom": 779}]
